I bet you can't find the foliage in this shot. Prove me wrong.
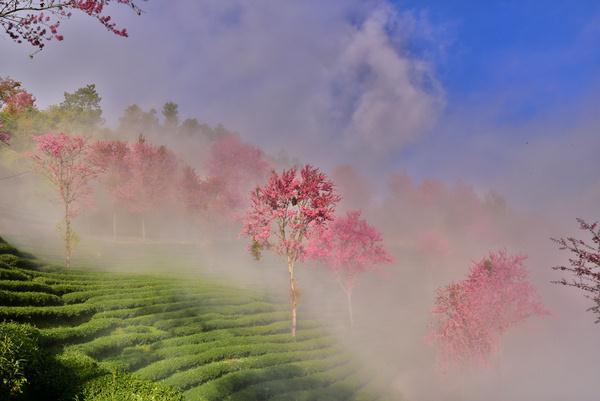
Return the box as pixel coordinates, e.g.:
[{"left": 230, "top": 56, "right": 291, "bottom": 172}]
[
  {"left": 428, "top": 250, "right": 548, "bottom": 370},
  {"left": 305, "top": 210, "right": 392, "bottom": 327},
  {"left": 161, "top": 102, "right": 179, "bottom": 129},
  {"left": 205, "top": 134, "right": 270, "bottom": 215},
  {"left": 552, "top": 218, "right": 600, "bottom": 322},
  {"left": 49, "top": 84, "right": 104, "bottom": 132},
  {"left": 79, "top": 370, "right": 184, "bottom": 401},
  {"left": 0, "top": 322, "right": 41, "bottom": 399},
  {"left": 0, "top": 0, "right": 143, "bottom": 52}
]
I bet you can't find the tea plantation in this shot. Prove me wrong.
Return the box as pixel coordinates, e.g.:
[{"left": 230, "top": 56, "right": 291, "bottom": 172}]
[{"left": 0, "top": 236, "right": 389, "bottom": 401}]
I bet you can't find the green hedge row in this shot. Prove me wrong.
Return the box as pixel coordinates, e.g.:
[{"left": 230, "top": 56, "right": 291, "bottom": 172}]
[
  {"left": 135, "top": 337, "right": 336, "bottom": 381},
  {"left": 70, "top": 328, "right": 169, "bottom": 359},
  {"left": 0, "top": 254, "right": 43, "bottom": 270},
  {"left": 0, "top": 280, "right": 57, "bottom": 294},
  {"left": 183, "top": 354, "right": 349, "bottom": 401},
  {"left": 228, "top": 359, "right": 356, "bottom": 401},
  {"left": 0, "top": 267, "right": 31, "bottom": 281},
  {"left": 78, "top": 370, "right": 183, "bottom": 401},
  {"left": 0, "top": 303, "right": 97, "bottom": 326},
  {"left": 163, "top": 347, "right": 342, "bottom": 391},
  {"left": 39, "top": 318, "right": 121, "bottom": 347},
  {"left": 0, "top": 290, "right": 63, "bottom": 306}
]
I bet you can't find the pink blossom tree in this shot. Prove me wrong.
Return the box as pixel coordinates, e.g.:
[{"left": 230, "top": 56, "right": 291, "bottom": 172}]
[
  {"left": 1, "top": 0, "right": 142, "bottom": 52},
  {"left": 178, "top": 165, "right": 206, "bottom": 214},
  {"left": 90, "top": 139, "right": 129, "bottom": 240},
  {"left": 428, "top": 250, "right": 548, "bottom": 371},
  {"left": 205, "top": 134, "right": 270, "bottom": 218},
  {"left": 3, "top": 91, "right": 35, "bottom": 114},
  {"left": 29, "top": 133, "right": 103, "bottom": 268},
  {"left": 119, "top": 136, "right": 178, "bottom": 240},
  {"left": 305, "top": 210, "right": 393, "bottom": 328},
  {"left": 243, "top": 165, "right": 341, "bottom": 336}
]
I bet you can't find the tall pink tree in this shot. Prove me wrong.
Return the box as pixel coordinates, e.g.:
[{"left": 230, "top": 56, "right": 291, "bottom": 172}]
[
  {"left": 205, "top": 134, "right": 270, "bottom": 217},
  {"left": 119, "top": 136, "right": 179, "bottom": 240},
  {"left": 428, "top": 250, "right": 548, "bottom": 371},
  {"left": 243, "top": 165, "right": 341, "bottom": 336},
  {"left": 178, "top": 165, "right": 206, "bottom": 214},
  {"left": 90, "top": 139, "right": 129, "bottom": 240},
  {"left": 305, "top": 210, "right": 393, "bottom": 328},
  {"left": 29, "top": 133, "right": 102, "bottom": 268}
]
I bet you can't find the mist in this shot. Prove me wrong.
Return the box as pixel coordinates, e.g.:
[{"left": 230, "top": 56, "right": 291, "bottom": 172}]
[{"left": 2, "top": 1, "right": 600, "bottom": 401}]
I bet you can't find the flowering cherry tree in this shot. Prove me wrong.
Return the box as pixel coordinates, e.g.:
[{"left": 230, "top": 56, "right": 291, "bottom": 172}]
[
  {"left": 1, "top": 0, "right": 143, "bottom": 52},
  {"left": 90, "top": 139, "right": 129, "bottom": 239},
  {"left": 428, "top": 250, "right": 548, "bottom": 370},
  {"left": 119, "top": 136, "right": 178, "bottom": 240},
  {"left": 243, "top": 165, "right": 341, "bottom": 336},
  {"left": 204, "top": 134, "right": 270, "bottom": 217},
  {"left": 29, "top": 133, "right": 102, "bottom": 268},
  {"left": 552, "top": 218, "right": 600, "bottom": 323},
  {"left": 306, "top": 210, "right": 393, "bottom": 327},
  {"left": 178, "top": 165, "right": 206, "bottom": 214},
  {"left": 3, "top": 91, "right": 35, "bottom": 114}
]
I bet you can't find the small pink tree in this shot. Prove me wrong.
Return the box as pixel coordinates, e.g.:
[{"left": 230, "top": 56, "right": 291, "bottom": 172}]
[
  {"left": 29, "top": 133, "right": 102, "bottom": 268},
  {"left": 178, "top": 165, "right": 206, "bottom": 214},
  {"left": 243, "top": 165, "right": 341, "bottom": 336},
  {"left": 90, "top": 139, "right": 129, "bottom": 240},
  {"left": 205, "top": 134, "right": 270, "bottom": 217},
  {"left": 3, "top": 91, "right": 35, "bottom": 114},
  {"left": 428, "top": 250, "right": 548, "bottom": 371},
  {"left": 306, "top": 210, "right": 393, "bottom": 328},
  {"left": 119, "top": 136, "right": 179, "bottom": 240}
]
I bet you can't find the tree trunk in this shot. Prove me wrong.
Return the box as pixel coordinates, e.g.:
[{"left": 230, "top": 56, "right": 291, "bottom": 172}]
[
  {"left": 346, "top": 291, "right": 354, "bottom": 329},
  {"left": 141, "top": 216, "right": 146, "bottom": 241},
  {"left": 112, "top": 209, "right": 117, "bottom": 241},
  {"left": 288, "top": 258, "right": 297, "bottom": 337},
  {"left": 64, "top": 203, "right": 72, "bottom": 269}
]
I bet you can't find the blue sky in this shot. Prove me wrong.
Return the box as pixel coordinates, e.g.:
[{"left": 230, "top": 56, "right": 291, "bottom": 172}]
[{"left": 398, "top": 0, "right": 600, "bottom": 119}]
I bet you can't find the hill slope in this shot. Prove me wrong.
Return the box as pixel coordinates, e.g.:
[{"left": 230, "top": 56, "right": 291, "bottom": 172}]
[{"left": 0, "top": 236, "right": 389, "bottom": 401}]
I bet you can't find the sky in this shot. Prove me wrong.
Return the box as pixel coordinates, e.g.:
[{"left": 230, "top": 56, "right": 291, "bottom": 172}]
[{"left": 1, "top": 0, "right": 600, "bottom": 215}]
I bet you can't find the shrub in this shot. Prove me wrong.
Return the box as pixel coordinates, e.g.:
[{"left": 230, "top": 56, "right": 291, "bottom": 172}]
[
  {"left": 78, "top": 370, "right": 184, "bottom": 401},
  {"left": 0, "top": 304, "right": 97, "bottom": 326},
  {"left": 0, "top": 322, "right": 41, "bottom": 399},
  {"left": 0, "top": 290, "right": 63, "bottom": 307},
  {"left": 0, "top": 255, "right": 42, "bottom": 270},
  {"left": 0, "top": 281, "right": 57, "bottom": 294},
  {"left": 0, "top": 268, "right": 30, "bottom": 281},
  {"left": 0, "top": 243, "right": 21, "bottom": 257}
]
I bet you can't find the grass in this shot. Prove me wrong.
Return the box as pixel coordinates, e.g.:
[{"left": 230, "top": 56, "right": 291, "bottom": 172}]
[{"left": 0, "top": 235, "right": 388, "bottom": 401}]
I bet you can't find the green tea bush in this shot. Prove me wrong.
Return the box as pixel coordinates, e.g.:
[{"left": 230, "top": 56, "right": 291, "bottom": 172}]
[
  {"left": 0, "top": 281, "right": 57, "bottom": 294},
  {"left": 78, "top": 370, "right": 184, "bottom": 401},
  {"left": 0, "top": 322, "right": 41, "bottom": 400},
  {"left": 0, "top": 243, "right": 22, "bottom": 257},
  {"left": 0, "top": 268, "right": 30, "bottom": 281},
  {"left": 0, "top": 290, "right": 63, "bottom": 306},
  {"left": 0, "top": 304, "right": 97, "bottom": 326}
]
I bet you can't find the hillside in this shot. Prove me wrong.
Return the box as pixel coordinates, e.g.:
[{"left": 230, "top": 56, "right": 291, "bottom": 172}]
[{"left": 0, "top": 235, "right": 390, "bottom": 401}]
